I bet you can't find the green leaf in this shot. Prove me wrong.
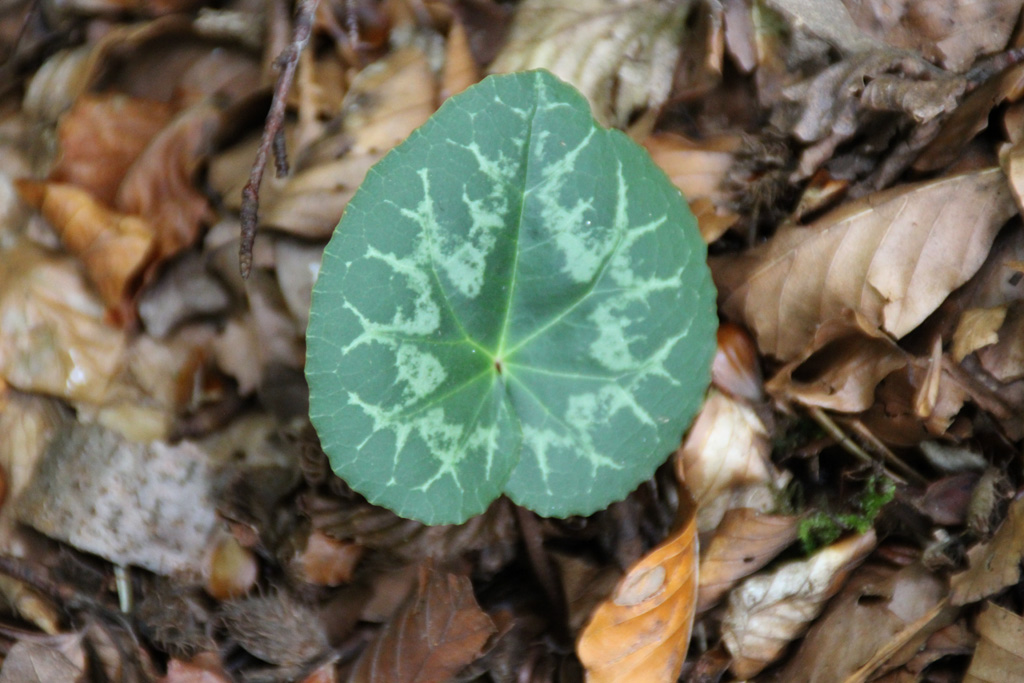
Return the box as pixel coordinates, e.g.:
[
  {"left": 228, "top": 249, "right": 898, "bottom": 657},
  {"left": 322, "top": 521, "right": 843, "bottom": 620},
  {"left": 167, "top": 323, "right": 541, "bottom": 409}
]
[{"left": 306, "top": 70, "right": 717, "bottom": 525}]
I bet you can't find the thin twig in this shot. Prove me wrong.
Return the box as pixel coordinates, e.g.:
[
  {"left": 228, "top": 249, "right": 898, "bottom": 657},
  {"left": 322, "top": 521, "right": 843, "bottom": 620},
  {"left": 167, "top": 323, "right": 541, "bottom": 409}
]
[
  {"left": 846, "top": 418, "right": 927, "bottom": 485},
  {"left": 806, "top": 406, "right": 909, "bottom": 486},
  {"left": 239, "top": 0, "right": 320, "bottom": 278}
]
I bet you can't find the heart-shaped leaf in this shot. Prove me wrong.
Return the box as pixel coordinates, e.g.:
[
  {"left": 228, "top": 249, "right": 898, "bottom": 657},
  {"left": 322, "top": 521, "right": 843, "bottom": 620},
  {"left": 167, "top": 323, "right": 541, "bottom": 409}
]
[{"left": 306, "top": 70, "right": 717, "bottom": 525}]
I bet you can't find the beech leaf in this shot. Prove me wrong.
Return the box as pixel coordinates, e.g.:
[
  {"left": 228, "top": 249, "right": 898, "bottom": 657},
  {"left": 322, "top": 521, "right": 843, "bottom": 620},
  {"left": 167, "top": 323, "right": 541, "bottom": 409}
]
[
  {"left": 721, "top": 531, "right": 876, "bottom": 678},
  {"left": 697, "top": 509, "right": 799, "bottom": 613},
  {"left": 347, "top": 566, "right": 496, "bottom": 683},
  {"left": 489, "top": 0, "right": 690, "bottom": 126},
  {"left": 951, "top": 494, "right": 1024, "bottom": 606},
  {"left": 712, "top": 168, "right": 1017, "bottom": 361},
  {"left": 965, "top": 602, "right": 1024, "bottom": 683},
  {"left": 306, "top": 70, "right": 717, "bottom": 524},
  {"left": 577, "top": 490, "right": 699, "bottom": 683}
]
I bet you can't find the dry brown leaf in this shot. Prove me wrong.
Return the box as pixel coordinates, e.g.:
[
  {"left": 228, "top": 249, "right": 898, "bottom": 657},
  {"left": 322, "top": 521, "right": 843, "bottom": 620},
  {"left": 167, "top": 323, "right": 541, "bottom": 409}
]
[
  {"left": 675, "top": 388, "right": 778, "bottom": 533},
  {"left": 712, "top": 168, "right": 1018, "bottom": 362},
  {"left": 952, "top": 306, "right": 1008, "bottom": 362},
  {"left": 1001, "top": 136, "right": 1024, "bottom": 215},
  {"left": 137, "top": 253, "right": 231, "bottom": 338},
  {"left": 22, "top": 18, "right": 230, "bottom": 123},
  {"left": 793, "top": 170, "right": 851, "bottom": 221},
  {"left": 711, "top": 322, "right": 764, "bottom": 403},
  {"left": 274, "top": 237, "right": 324, "bottom": 328},
  {"left": 162, "top": 654, "right": 232, "bottom": 683},
  {"left": 206, "top": 532, "right": 258, "bottom": 601},
  {"left": 645, "top": 134, "right": 741, "bottom": 199},
  {"left": 0, "top": 637, "right": 85, "bottom": 683},
  {"left": 917, "top": 62, "right": 1024, "bottom": 173},
  {"left": 293, "top": 529, "right": 364, "bottom": 587},
  {"left": 721, "top": 530, "right": 876, "bottom": 679},
  {"left": 951, "top": 494, "right": 1024, "bottom": 606},
  {"left": 766, "top": 312, "right": 907, "bottom": 412},
  {"left": 776, "top": 562, "right": 953, "bottom": 682},
  {"left": 16, "top": 180, "right": 155, "bottom": 308},
  {"left": 554, "top": 551, "right": 622, "bottom": 633},
  {"left": 691, "top": 197, "right": 740, "bottom": 243},
  {"left": 115, "top": 101, "right": 221, "bottom": 260},
  {"left": 442, "top": 18, "right": 480, "bottom": 100},
  {"left": 722, "top": 0, "right": 756, "bottom": 73},
  {"left": 348, "top": 565, "right": 496, "bottom": 683},
  {"left": 978, "top": 302, "right": 1024, "bottom": 382},
  {"left": 58, "top": 0, "right": 201, "bottom": 16},
  {"left": 893, "top": 622, "right": 976, "bottom": 680},
  {"left": 645, "top": 133, "right": 741, "bottom": 241},
  {"left": 964, "top": 602, "right": 1024, "bottom": 683},
  {"left": 844, "top": 0, "right": 1024, "bottom": 71},
  {"left": 915, "top": 473, "right": 979, "bottom": 526},
  {"left": 258, "top": 47, "right": 435, "bottom": 238},
  {"left": 22, "top": 46, "right": 96, "bottom": 123},
  {"left": 577, "top": 490, "right": 698, "bottom": 683},
  {"left": 697, "top": 509, "right": 799, "bottom": 613},
  {"left": 338, "top": 47, "right": 437, "bottom": 156},
  {"left": 765, "top": 0, "right": 879, "bottom": 54},
  {"left": 50, "top": 93, "right": 174, "bottom": 205},
  {"left": 490, "top": 0, "right": 690, "bottom": 127},
  {"left": 0, "top": 242, "right": 126, "bottom": 404},
  {"left": 260, "top": 153, "right": 380, "bottom": 239}
]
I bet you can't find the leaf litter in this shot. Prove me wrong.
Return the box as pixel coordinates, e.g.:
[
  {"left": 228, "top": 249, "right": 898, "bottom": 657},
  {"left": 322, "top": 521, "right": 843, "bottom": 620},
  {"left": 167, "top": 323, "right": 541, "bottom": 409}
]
[{"left": 5, "top": 0, "right": 1024, "bottom": 680}]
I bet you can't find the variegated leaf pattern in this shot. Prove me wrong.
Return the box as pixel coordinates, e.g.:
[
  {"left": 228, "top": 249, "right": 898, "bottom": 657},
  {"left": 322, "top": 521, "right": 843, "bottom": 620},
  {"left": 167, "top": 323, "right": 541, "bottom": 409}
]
[{"left": 306, "top": 70, "right": 717, "bottom": 524}]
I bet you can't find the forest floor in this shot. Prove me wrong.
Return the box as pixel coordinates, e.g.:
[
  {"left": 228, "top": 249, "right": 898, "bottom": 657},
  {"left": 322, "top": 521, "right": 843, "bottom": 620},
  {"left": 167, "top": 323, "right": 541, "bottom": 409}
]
[{"left": 2, "top": 0, "right": 1024, "bottom": 681}]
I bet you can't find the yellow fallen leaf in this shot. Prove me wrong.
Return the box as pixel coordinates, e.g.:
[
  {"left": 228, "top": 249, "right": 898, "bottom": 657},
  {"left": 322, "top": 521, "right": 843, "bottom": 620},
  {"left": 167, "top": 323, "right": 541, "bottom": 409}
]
[
  {"left": 952, "top": 306, "right": 1007, "bottom": 362},
  {"left": 578, "top": 490, "right": 698, "bottom": 683},
  {"left": 15, "top": 180, "right": 154, "bottom": 309}
]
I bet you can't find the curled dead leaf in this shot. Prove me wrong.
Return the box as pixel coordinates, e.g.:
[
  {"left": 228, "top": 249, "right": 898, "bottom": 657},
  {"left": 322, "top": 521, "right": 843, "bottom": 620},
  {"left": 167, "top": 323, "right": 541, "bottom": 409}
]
[
  {"left": 675, "top": 388, "right": 780, "bottom": 533},
  {"left": 721, "top": 530, "right": 876, "bottom": 678},
  {"left": 713, "top": 168, "right": 1018, "bottom": 361},
  {"left": 777, "top": 562, "right": 953, "bottom": 683},
  {"left": 711, "top": 322, "right": 763, "bottom": 403},
  {"left": 578, "top": 490, "right": 698, "bottom": 683},
  {"left": 918, "top": 62, "right": 1024, "bottom": 173},
  {"left": 442, "top": 19, "right": 480, "bottom": 100},
  {"left": 697, "top": 509, "right": 799, "bottom": 613},
  {"left": 766, "top": 312, "right": 907, "bottom": 412},
  {"left": 50, "top": 94, "right": 174, "bottom": 205},
  {"left": 16, "top": 180, "right": 155, "bottom": 308},
  {"left": 490, "top": 0, "right": 689, "bottom": 126},
  {"left": 115, "top": 101, "right": 221, "bottom": 260}
]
